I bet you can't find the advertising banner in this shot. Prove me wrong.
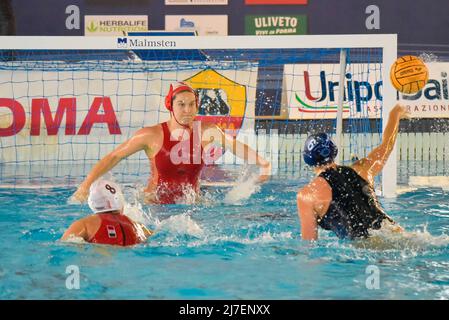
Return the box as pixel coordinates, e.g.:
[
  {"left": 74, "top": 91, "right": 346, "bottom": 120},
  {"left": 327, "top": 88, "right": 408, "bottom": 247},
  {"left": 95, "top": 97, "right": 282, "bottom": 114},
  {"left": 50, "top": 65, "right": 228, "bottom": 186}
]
[
  {"left": 84, "top": 16, "right": 148, "bottom": 36},
  {"left": 245, "top": 0, "right": 308, "bottom": 5},
  {"left": 285, "top": 62, "right": 449, "bottom": 119},
  {"left": 245, "top": 15, "right": 307, "bottom": 35},
  {"left": 165, "top": 15, "right": 228, "bottom": 36},
  {"left": 165, "top": 0, "right": 228, "bottom": 5}
]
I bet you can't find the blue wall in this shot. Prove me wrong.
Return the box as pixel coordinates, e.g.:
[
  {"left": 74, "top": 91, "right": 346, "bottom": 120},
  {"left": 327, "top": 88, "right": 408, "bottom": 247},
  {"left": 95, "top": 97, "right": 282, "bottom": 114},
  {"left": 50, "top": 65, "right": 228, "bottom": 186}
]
[{"left": 6, "top": 0, "right": 448, "bottom": 45}]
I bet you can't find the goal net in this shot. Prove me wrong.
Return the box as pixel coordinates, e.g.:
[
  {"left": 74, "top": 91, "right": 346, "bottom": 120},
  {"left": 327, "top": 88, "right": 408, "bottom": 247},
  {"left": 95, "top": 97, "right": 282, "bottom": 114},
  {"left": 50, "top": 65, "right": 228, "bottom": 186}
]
[{"left": 0, "top": 35, "right": 397, "bottom": 196}]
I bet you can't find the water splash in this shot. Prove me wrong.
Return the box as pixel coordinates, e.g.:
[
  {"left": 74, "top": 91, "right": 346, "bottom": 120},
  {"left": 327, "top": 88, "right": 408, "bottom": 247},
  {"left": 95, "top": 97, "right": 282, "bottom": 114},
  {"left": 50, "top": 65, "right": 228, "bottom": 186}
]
[
  {"left": 353, "top": 223, "right": 449, "bottom": 251},
  {"left": 61, "top": 234, "right": 88, "bottom": 244},
  {"left": 419, "top": 52, "right": 439, "bottom": 63},
  {"left": 149, "top": 227, "right": 293, "bottom": 248},
  {"left": 155, "top": 213, "right": 204, "bottom": 238},
  {"left": 123, "top": 201, "right": 155, "bottom": 225},
  {"left": 176, "top": 184, "right": 199, "bottom": 205},
  {"left": 216, "top": 231, "right": 293, "bottom": 245},
  {"left": 224, "top": 169, "right": 260, "bottom": 205}
]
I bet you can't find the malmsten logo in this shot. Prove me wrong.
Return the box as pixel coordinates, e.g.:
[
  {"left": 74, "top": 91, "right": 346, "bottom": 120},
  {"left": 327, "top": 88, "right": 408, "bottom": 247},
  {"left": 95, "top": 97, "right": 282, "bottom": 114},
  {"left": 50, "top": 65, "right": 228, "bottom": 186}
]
[{"left": 117, "top": 37, "right": 128, "bottom": 48}]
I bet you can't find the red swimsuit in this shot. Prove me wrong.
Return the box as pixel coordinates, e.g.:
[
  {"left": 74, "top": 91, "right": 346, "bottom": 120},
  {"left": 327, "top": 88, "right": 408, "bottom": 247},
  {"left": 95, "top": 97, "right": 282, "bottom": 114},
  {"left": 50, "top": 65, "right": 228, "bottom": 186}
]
[
  {"left": 148, "top": 122, "right": 205, "bottom": 204},
  {"left": 89, "top": 213, "right": 144, "bottom": 246}
]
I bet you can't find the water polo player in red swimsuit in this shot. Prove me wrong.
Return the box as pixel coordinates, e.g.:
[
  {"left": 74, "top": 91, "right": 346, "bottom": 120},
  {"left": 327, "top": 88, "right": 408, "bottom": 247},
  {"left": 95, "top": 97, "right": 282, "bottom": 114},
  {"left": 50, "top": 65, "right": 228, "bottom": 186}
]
[
  {"left": 72, "top": 82, "right": 271, "bottom": 204},
  {"left": 62, "top": 179, "right": 153, "bottom": 246}
]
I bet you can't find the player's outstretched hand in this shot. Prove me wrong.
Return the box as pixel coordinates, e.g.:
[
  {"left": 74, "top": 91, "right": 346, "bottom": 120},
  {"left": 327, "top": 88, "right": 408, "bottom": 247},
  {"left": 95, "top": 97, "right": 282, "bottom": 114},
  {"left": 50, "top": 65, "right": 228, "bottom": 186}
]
[
  {"left": 391, "top": 104, "right": 411, "bottom": 119},
  {"left": 70, "top": 184, "right": 89, "bottom": 203}
]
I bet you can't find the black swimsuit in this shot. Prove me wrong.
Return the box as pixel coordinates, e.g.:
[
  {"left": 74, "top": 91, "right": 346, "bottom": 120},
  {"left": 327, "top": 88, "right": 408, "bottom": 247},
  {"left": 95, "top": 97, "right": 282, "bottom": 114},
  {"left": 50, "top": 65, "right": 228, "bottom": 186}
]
[{"left": 317, "top": 166, "right": 394, "bottom": 239}]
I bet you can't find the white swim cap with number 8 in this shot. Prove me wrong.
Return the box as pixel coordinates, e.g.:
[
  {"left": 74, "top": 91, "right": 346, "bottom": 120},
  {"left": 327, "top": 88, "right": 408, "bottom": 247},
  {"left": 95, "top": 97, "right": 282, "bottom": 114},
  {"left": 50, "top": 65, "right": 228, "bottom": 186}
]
[{"left": 88, "top": 179, "right": 124, "bottom": 213}]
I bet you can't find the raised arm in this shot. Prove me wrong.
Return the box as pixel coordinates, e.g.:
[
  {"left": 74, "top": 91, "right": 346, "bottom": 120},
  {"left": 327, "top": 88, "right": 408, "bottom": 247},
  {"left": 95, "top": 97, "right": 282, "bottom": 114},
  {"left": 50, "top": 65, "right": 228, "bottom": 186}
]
[
  {"left": 352, "top": 104, "right": 410, "bottom": 182},
  {"left": 72, "top": 128, "right": 152, "bottom": 202}
]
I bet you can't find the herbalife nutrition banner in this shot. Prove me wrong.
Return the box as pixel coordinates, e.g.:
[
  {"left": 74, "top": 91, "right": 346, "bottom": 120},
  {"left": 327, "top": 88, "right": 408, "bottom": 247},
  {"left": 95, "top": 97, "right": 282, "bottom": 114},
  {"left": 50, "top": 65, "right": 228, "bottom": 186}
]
[
  {"left": 85, "top": 16, "right": 148, "bottom": 36},
  {"left": 245, "top": 15, "right": 307, "bottom": 35},
  {"left": 285, "top": 62, "right": 449, "bottom": 119}
]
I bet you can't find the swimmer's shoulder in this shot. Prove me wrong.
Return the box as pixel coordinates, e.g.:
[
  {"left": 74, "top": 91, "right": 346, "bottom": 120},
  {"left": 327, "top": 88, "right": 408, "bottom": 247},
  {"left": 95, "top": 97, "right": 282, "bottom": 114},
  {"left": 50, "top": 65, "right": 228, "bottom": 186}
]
[
  {"left": 81, "top": 214, "right": 102, "bottom": 238},
  {"left": 63, "top": 215, "right": 96, "bottom": 241},
  {"left": 134, "top": 123, "right": 163, "bottom": 138},
  {"left": 350, "top": 161, "right": 374, "bottom": 186},
  {"left": 298, "top": 176, "right": 332, "bottom": 200},
  {"left": 297, "top": 177, "right": 332, "bottom": 218},
  {"left": 131, "top": 124, "right": 164, "bottom": 154}
]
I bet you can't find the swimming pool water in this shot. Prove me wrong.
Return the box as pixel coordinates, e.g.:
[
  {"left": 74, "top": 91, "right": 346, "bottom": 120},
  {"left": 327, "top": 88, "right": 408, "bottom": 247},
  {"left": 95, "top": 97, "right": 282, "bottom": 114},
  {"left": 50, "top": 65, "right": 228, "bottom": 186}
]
[{"left": 1, "top": 172, "right": 449, "bottom": 300}]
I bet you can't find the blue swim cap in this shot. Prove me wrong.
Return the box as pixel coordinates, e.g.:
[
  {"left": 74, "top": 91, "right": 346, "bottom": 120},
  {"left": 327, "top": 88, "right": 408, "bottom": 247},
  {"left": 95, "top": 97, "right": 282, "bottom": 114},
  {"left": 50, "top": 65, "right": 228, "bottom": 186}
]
[{"left": 303, "top": 133, "right": 338, "bottom": 166}]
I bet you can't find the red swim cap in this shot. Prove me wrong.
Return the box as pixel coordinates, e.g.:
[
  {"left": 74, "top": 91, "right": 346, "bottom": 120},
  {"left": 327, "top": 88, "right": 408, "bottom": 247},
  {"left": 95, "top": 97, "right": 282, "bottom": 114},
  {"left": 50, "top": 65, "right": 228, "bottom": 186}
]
[{"left": 164, "top": 81, "right": 198, "bottom": 111}]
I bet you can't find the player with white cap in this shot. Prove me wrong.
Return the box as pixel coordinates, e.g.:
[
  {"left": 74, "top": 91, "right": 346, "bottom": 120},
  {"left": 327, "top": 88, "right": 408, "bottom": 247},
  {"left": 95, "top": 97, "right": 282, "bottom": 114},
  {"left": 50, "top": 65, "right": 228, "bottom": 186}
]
[{"left": 62, "top": 179, "right": 153, "bottom": 246}]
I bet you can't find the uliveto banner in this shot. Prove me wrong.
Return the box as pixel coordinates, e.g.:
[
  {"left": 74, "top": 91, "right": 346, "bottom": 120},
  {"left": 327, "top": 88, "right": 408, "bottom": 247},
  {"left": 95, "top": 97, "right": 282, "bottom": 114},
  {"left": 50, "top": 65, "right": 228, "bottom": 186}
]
[
  {"left": 285, "top": 62, "right": 449, "bottom": 119},
  {"left": 245, "top": 15, "right": 307, "bottom": 35}
]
